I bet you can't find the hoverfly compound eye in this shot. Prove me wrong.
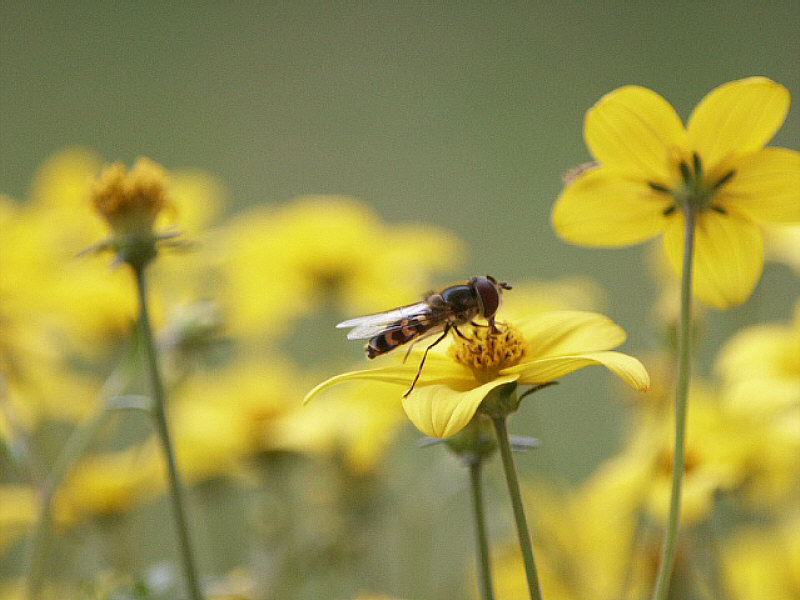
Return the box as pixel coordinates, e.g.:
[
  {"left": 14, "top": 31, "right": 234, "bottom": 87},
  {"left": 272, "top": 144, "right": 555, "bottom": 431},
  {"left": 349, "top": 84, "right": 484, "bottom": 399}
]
[{"left": 472, "top": 276, "right": 503, "bottom": 319}]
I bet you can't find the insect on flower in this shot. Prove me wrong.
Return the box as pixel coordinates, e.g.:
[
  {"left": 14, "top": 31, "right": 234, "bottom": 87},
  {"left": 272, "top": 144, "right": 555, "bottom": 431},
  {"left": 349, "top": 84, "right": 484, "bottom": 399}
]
[{"left": 337, "top": 275, "right": 512, "bottom": 397}]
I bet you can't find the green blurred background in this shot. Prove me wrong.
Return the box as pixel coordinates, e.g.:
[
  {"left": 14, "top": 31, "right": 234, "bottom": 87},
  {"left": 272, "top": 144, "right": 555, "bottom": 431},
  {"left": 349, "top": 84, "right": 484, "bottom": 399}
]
[{"left": 2, "top": 2, "right": 799, "bottom": 598}]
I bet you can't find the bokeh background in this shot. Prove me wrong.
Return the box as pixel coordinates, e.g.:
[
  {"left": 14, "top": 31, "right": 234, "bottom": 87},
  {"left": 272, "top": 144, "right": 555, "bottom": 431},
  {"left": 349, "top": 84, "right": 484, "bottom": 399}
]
[{"left": 2, "top": 2, "right": 799, "bottom": 599}]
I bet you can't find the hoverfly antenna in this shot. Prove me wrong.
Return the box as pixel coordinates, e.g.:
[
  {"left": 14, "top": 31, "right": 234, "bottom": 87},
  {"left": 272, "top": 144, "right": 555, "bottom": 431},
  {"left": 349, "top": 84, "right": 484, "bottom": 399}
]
[{"left": 486, "top": 275, "right": 512, "bottom": 291}]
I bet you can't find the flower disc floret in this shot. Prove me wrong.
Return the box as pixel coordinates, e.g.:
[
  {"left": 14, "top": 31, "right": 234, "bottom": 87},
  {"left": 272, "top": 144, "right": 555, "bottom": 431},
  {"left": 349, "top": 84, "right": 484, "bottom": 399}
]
[
  {"left": 450, "top": 324, "right": 527, "bottom": 375},
  {"left": 90, "top": 157, "right": 175, "bottom": 267},
  {"left": 91, "top": 158, "right": 169, "bottom": 235}
]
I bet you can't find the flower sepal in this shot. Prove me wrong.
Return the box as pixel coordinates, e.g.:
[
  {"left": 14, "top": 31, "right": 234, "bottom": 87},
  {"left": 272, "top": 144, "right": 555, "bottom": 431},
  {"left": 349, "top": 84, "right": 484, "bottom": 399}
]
[
  {"left": 476, "top": 380, "right": 520, "bottom": 419},
  {"left": 441, "top": 418, "right": 497, "bottom": 466}
]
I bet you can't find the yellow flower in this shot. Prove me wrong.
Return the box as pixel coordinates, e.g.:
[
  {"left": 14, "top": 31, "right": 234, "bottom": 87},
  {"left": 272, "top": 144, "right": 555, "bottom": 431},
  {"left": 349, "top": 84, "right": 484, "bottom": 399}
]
[
  {"left": 272, "top": 380, "right": 407, "bottom": 473},
  {"left": 722, "top": 514, "right": 800, "bottom": 600},
  {"left": 552, "top": 77, "right": 800, "bottom": 308},
  {"left": 214, "top": 195, "right": 464, "bottom": 338},
  {"left": 1, "top": 149, "right": 226, "bottom": 355},
  {"left": 716, "top": 300, "right": 800, "bottom": 415},
  {"left": 91, "top": 158, "right": 169, "bottom": 233},
  {"left": 491, "top": 472, "right": 651, "bottom": 600},
  {"left": 166, "top": 358, "right": 296, "bottom": 482},
  {"left": 89, "top": 157, "right": 176, "bottom": 268},
  {"left": 60, "top": 444, "right": 163, "bottom": 517},
  {"left": 305, "top": 311, "right": 649, "bottom": 438},
  {"left": 616, "top": 384, "right": 787, "bottom": 523}
]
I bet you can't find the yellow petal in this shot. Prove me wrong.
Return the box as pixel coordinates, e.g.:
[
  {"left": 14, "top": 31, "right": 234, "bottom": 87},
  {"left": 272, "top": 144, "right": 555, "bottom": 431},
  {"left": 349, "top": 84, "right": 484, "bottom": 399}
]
[
  {"left": 552, "top": 169, "right": 671, "bottom": 247},
  {"left": 304, "top": 367, "right": 417, "bottom": 405},
  {"left": 516, "top": 310, "right": 628, "bottom": 358},
  {"left": 687, "top": 77, "right": 790, "bottom": 171},
  {"left": 504, "top": 351, "right": 650, "bottom": 391},
  {"left": 720, "top": 148, "right": 800, "bottom": 223},
  {"left": 663, "top": 211, "right": 764, "bottom": 309},
  {"left": 303, "top": 355, "right": 473, "bottom": 405},
  {"left": 585, "top": 85, "right": 686, "bottom": 181},
  {"left": 716, "top": 320, "right": 798, "bottom": 382},
  {"left": 402, "top": 376, "right": 519, "bottom": 438}
]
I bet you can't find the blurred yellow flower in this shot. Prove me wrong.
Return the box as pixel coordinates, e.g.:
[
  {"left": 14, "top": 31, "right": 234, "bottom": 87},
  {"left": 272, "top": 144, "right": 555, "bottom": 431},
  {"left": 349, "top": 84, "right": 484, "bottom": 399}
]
[
  {"left": 618, "top": 385, "right": 770, "bottom": 524},
  {"left": 764, "top": 223, "right": 800, "bottom": 274},
  {"left": 1, "top": 148, "right": 227, "bottom": 356},
  {"left": 213, "top": 195, "right": 464, "bottom": 338},
  {"left": 552, "top": 77, "right": 800, "bottom": 308},
  {"left": 717, "top": 301, "right": 800, "bottom": 415},
  {"left": 272, "top": 380, "right": 407, "bottom": 473},
  {"left": 167, "top": 358, "right": 296, "bottom": 482},
  {"left": 0, "top": 485, "right": 76, "bottom": 555},
  {"left": 90, "top": 157, "right": 170, "bottom": 242},
  {"left": 722, "top": 514, "right": 800, "bottom": 600},
  {"left": 492, "top": 472, "right": 651, "bottom": 600},
  {"left": 306, "top": 311, "right": 649, "bottom": 438},
  {"left": 60, "top": 444, "right": 163, "bottom": 518}
]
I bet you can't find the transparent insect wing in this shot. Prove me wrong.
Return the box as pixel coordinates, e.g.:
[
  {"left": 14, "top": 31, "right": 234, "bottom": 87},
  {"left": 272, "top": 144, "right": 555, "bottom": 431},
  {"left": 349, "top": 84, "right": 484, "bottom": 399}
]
[{"left": 336, "top": 302, "right": 433, "bottom": 340}]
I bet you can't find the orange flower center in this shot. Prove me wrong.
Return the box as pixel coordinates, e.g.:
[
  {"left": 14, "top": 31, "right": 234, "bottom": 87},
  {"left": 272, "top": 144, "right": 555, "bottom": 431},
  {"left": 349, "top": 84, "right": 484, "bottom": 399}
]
[
  {"left": 91, "top": 157, "right": 169, "bottom": 234},
  {"left": 449, "top": 323, "right": 527, "bottom": 374}
]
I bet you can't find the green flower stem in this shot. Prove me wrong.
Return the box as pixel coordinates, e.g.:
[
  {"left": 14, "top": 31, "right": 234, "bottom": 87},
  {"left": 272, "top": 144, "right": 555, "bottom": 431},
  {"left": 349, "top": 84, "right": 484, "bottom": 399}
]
[
  {"left": 651, "top": 205, "right": 698, "bottom": 600},
  {"left": 468, "top": 458, "right": 495, "bottom": 600},
  {"left": 133, "top": 264, "right": 205, "bottom": 600},
  {"left": 491, "top": 415, "right": 542, "bottom": 600}
]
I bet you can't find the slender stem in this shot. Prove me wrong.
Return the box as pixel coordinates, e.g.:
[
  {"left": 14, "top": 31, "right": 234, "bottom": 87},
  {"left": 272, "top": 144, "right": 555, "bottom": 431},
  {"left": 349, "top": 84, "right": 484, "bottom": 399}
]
[
  {"left": 468, "top": 458, "right": 495, "bottom": 600},
  {"left": 651, "top": 206, "right": 697, "bottom": 600},
  {"left": 133, "top": 265, "right": 205, "bottom": 600},
  {"left": 491, "top": 416, "right": 542, "bottom": 600}
]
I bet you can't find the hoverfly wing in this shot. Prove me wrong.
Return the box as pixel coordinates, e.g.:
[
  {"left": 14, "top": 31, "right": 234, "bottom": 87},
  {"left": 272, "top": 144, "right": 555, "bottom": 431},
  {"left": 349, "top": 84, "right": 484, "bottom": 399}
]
[{"left": 336, "top": 302, "right": 433, "bottom": 340}]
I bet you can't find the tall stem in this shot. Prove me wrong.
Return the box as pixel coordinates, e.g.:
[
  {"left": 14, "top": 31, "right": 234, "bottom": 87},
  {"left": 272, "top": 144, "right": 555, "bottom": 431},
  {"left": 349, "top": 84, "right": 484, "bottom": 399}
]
[
  {"left": 468, "top": 458, "right": 495, "bottom": 600},
  {"left": 133, "top": 265, "right": 205, "bottom": 600},
  {"left": 491, "top": 416, "right": 542, "bottom": 600},
  {"left": 651, "top": 206, "right": 697, "bottom": 600}
]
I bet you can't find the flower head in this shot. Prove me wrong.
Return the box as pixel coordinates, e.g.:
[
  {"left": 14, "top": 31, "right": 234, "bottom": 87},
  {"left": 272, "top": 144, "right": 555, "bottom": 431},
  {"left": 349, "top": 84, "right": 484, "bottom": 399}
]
[
  {"left": 90, "top": 157, "right": 175, "bottom": 267},
  {"left": 716, "top": 300, "right": 800, "bottom": 415},
  {"left": 552, "top": 77, "right": 800, "bottom": 308},
  {"left": 91, "top": 158, "right": 169, "bottom": 233},
  {"left": 214, "top": 195, "right": 464, "bottom": 338},
  {"left": 305, "top": 311, "right": 649, "bottom": 438}
]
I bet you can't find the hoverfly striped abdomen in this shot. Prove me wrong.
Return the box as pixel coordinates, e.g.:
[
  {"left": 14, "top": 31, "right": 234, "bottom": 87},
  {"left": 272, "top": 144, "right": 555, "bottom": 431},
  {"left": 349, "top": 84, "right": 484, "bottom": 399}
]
[{"left": 366, "top": 313, "right": 436, "bottom": 358}]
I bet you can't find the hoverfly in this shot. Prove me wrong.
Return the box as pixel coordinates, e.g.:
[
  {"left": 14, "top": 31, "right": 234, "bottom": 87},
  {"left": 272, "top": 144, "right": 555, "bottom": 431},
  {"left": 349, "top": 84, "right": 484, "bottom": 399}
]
[{"left": 336, "top": 276, "right": 512, "bottom": 397}]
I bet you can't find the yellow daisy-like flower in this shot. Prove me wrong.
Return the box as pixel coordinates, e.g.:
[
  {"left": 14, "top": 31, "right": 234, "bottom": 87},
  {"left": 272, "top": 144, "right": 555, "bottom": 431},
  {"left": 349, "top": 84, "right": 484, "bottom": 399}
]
[
  {"left": 305, "top": 311, "right": 649, "bottom": 438},
  {"left": 214, "top": 195, "right": 463, "bottom": 338},
  {"left": 716, "top": 300, "right": 800, "bottom": 414},
  {"left": 722, "top": 514, "right": 800, "bottom": 600},
  {"left": 552, "top": 77, "right": 800, "bottom": 308}
]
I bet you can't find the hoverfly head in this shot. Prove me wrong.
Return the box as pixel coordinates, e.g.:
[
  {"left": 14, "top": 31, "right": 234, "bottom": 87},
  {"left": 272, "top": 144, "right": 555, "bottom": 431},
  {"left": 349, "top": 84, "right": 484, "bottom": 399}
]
[{"left": 472, "top": 275, "right": 510, "bottom": 320}]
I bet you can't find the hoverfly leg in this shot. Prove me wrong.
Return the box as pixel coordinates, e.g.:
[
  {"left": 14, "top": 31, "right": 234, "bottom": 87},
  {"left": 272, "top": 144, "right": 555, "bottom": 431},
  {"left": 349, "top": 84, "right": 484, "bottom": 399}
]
[
  {"left": 404, "top": 324, "right": 451, "bottom": 398},
  {"left": 487, "top": 316, "right": 502, "bottom": 335},
  {"left": 402, "top": 339, "right": 418, "bottom": 364},
  {"left": 452, "top": 325, "right": 470, "bottom": 340}
]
